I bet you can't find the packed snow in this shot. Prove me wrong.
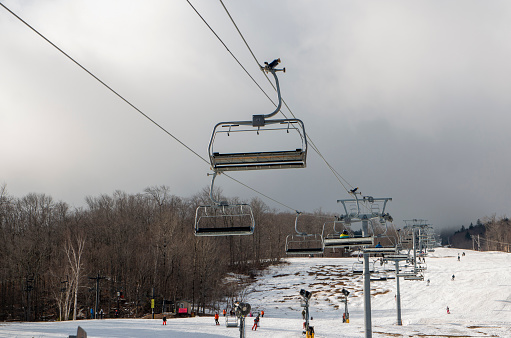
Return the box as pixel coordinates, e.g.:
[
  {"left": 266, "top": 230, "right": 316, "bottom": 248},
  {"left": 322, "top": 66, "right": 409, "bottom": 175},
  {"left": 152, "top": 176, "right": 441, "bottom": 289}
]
[{"left": 1, "top": 248, "right": 509, "bottom": 337}]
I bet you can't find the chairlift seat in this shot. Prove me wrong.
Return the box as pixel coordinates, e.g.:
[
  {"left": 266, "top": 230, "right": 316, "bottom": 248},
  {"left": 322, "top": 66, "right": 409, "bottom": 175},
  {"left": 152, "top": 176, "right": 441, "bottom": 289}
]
[
  {"left": 286, "top": 247, "right": 324, "bottom": 255},
  {"left": 385, "top": 254, "right": 409, "bottom": 261},
  {"left": 211, "top": 149, "right": 306, "bottom": 171},
  {"left": 285, "top": 233, "right": 324, "bottom": 255},
  {"left": 225, "top": 316, "right": 239, "bottom": 328},
  {"left": 208, "top": 119, "right": 307, "bottom": 172},
  {"left": 194, "top": 203, "right": 255, "bottom": 237},
  {"left": 404, "top": 275, "right": 424, "bottom": 281},
  {"left": 370, "top": 276, "right": 388, "bottom": 282},
  {"left": 363, "top": 247, "right": 397, "bottom": 254},
  {"left": 352, "top": 261, "right": 374, "bottom": 275},
  {"left": 195, "top": 226, "right": 254, "bottom": 236},
  {"left": 396, "top": 272, "right": 417, "bottom": 277},
  {"left": 285, "top": 215, "right": 324, "bottom": 255},
  {"left": 323, "top": 236, "right": 374, "bottom": 248}
]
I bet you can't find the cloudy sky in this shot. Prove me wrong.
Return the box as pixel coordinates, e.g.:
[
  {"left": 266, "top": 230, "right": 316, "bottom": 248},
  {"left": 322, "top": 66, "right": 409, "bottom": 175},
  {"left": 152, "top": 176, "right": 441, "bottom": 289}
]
[{"left": 1, "top": 0, "right": 510, "bottom": 230}]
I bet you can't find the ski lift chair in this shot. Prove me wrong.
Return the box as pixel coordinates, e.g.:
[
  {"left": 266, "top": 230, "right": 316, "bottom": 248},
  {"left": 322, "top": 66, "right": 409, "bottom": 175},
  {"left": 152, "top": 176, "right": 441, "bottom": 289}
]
[
  {"left": 285, "top": 213, "right": 325, "bottom": 255},
  {"left": 194, "top": 172, "right": 255, "bottom": 236},
  {"left": 323, "top": 220, "right": 374, "bottom": 249},
  {"left": 404, "top": 274, "right": 424, "bottom": 281},
  {"left": 386, "top": 254, "right": 410, "bottom": 261},
  {"left": 352, "top": 261, "right": 364, "bottom": 275},
  {"left": 364, "top": 218, "right": 399, "bottom": 254},
  {"left": 209, "top": 120, "right": 307, "bottom": 171},
  {"left": 416, "top": 263, "right": 427, "bottom": 271},
  {"left": 208, "top": 59, "right": 307, "bottom": 172},
  {"left": 351, "top": 260, "right": 375, "bottom": 275},
  {"left": 396, "top": 271, "right": 416, "bottom": 278},
  {"left": 225, "top": 316, "right": 239, "bottom": 328},
  {"left": 370, "top": 272, "right": 388, "bottom": 282}
]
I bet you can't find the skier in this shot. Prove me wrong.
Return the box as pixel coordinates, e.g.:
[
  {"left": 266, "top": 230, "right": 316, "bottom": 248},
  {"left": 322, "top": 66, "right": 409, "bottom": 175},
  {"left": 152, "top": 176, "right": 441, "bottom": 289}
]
[
  {"left": 427, "top": 279, "right": 430, "bottom": 286},
  {"left": 458, "top": 254, "right": 460, "bottom": 261},
  {"left": 252, "top": 314, "right": 260, "bottom": 330},
  {"left": 451, "top": 274, "right": 455, "bottom": 281},
  {"left": 162, "top": 315, "right": 167, "bottom": 325},
  {"left": 261, "top": 310, "right": 264, "bottom": 317},
  {"left": 340, "top": 230, "right": 349, "bottom": 238},
  {"left": 223, "top": 309, "right": 226, "bottom": 317},
  {"left": 214, "top": 313, "right": 220, "bottom": 325},
  {"left": 446, "top": 306, "right": 450, "bottom": 314}
]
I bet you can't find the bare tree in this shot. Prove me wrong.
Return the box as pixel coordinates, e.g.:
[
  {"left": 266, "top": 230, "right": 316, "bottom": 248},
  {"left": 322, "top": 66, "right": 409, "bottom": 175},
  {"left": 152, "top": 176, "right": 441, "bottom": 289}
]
[{"left": 65, "top": 234, "right": 86, "bottom": 321}]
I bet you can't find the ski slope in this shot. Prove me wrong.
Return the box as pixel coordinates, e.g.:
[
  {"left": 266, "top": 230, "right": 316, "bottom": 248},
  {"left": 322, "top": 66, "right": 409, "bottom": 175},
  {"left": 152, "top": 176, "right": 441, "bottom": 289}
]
[{"left": 0, "top": 248, "right": 509, "bottom": 337}]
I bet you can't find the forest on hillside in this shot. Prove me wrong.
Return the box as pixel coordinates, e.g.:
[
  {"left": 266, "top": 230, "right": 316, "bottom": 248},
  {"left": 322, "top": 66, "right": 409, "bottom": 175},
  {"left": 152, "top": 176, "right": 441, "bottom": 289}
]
[
  {"left": 449, "top": 217, "right": 511, "bottom": 251},
  {"left": 0, "top": 184, "right": 337, "bottom": 322},
  {"left": 3, "top": 182, "right": 507, "bottom": 323}
]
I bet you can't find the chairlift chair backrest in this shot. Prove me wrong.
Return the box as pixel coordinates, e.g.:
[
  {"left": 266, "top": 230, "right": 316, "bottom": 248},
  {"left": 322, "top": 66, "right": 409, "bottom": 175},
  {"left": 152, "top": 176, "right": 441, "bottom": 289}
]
[
  {"left": 194, "top": 203, "right": 255, "bottom": 236},
  {"left": 324, "top": 215, "right": 373, "bottom": 250},
  {"left": 194, "top": 171, "right": 254, "bottom": 236},
  {"left": 285, "top": 213, "right": 325, "bottom": 255}
]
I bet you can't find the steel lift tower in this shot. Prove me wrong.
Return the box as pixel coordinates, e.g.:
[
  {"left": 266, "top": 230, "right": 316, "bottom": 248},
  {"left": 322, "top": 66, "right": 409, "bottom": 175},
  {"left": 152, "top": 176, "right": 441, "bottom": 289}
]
[{"left": 337, "top": 194, "right": 392, "bottom": 338}]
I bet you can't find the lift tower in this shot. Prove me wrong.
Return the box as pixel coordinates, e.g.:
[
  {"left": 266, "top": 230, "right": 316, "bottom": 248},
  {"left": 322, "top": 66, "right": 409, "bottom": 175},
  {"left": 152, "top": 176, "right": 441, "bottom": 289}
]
[
  {"left": 337, "top": 195, "right": 392, "bottom": 338},
  {"left": 404, "top": 219, "right": 429, "bottom": 275}
]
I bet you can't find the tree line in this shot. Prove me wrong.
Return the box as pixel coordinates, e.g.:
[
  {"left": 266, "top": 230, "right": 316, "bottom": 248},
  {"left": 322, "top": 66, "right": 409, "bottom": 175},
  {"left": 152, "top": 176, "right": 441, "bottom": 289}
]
[
  {"left": 0, "top": 184, "right": 329, "bottom": 322},
  {"left": 449, "top": 217, "right": 510, "bottom": 251}
]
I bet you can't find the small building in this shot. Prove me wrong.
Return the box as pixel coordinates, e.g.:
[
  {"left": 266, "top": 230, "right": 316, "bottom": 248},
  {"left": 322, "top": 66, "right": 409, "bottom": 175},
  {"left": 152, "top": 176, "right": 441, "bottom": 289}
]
[{"left": 177, "top": 300, "right": 192, "bottom": 316}]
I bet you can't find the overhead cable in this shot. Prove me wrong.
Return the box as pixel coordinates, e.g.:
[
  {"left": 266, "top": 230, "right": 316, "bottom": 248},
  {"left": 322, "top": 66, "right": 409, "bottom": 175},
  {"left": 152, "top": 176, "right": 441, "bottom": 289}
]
[
  {"left": 0, "top": 1, "right": 299, "bottom": 213},
  {"left": 217, "top": 0, "right": 356, "bottom": 195}
]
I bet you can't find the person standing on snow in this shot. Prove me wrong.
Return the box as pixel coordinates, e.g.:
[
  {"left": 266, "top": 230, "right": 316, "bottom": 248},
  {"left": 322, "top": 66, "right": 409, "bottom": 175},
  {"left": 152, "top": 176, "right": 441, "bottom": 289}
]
[
  {"left": 252, "top": 314, "right": 260, "bottom": 330},
  {"left": 214, "top": 313, "right": 220, "bottom": 325}
]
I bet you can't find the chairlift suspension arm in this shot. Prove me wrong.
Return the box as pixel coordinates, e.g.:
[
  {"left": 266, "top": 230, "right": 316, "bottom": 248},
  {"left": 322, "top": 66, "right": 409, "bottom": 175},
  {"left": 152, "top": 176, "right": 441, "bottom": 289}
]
[
  {"left": 263, "top": 69, "right": 283, "bottom": 119},
  {"left": 294, "top": 211, "right": 307, "bottom": 236},
  {"left": 209, "top": 171, "right": 225, "bottom": 206},
  {"left": 253, "top": 59, "right": 285, "bottom": 126}
]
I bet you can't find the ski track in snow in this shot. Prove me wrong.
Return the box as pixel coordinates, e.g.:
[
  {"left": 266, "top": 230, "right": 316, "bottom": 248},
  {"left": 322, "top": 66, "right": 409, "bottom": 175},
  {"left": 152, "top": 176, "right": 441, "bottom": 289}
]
[{"left": 0, "top": 248, "right": 510, "bottom": 337}]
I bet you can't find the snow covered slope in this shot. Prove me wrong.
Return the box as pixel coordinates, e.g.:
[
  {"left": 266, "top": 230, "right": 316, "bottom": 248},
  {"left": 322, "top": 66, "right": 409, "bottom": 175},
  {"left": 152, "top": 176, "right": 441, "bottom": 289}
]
[{"left": 0, "top": 248, "right": 509, "bottom": 337}]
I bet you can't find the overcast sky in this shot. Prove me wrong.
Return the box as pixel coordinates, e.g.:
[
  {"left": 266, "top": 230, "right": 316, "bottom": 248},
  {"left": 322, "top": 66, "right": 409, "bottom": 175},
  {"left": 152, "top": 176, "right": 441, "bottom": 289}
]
[{"left": 1, "top": 0, "right": 510, "bottom": 230}]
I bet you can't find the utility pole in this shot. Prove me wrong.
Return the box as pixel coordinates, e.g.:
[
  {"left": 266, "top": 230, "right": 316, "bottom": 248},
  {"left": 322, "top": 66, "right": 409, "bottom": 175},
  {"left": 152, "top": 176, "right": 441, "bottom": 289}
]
[
  {"left": 395, "top": 260, "right": 402, "bottom": 325},
  {"left": 362, "top": 219, "right": 372, "bottom": 338},
  {"left": 25, "top": 276, "right": 34, "bottom": 321},
  {"left": 151, "top": 288, "right": 155, "bottom": 319},
  {"left": 88, "top": 273, "right": 106, "bottom": 319}
]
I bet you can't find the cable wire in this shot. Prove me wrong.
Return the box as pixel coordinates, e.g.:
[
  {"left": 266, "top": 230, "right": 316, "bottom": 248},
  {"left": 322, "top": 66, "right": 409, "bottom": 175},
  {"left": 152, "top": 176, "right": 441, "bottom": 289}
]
[
  {"left": 0, "top": 2, "right": 209, "bottom": 166},
  {"left": 217, "top": 0, "right": 356, "bottom": 195},
  {"left": 0, "top": 1, "right": 299, "bottom": 213},
  {"left": 185, "top": 0, "right": 275, "bottom": 105}
]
